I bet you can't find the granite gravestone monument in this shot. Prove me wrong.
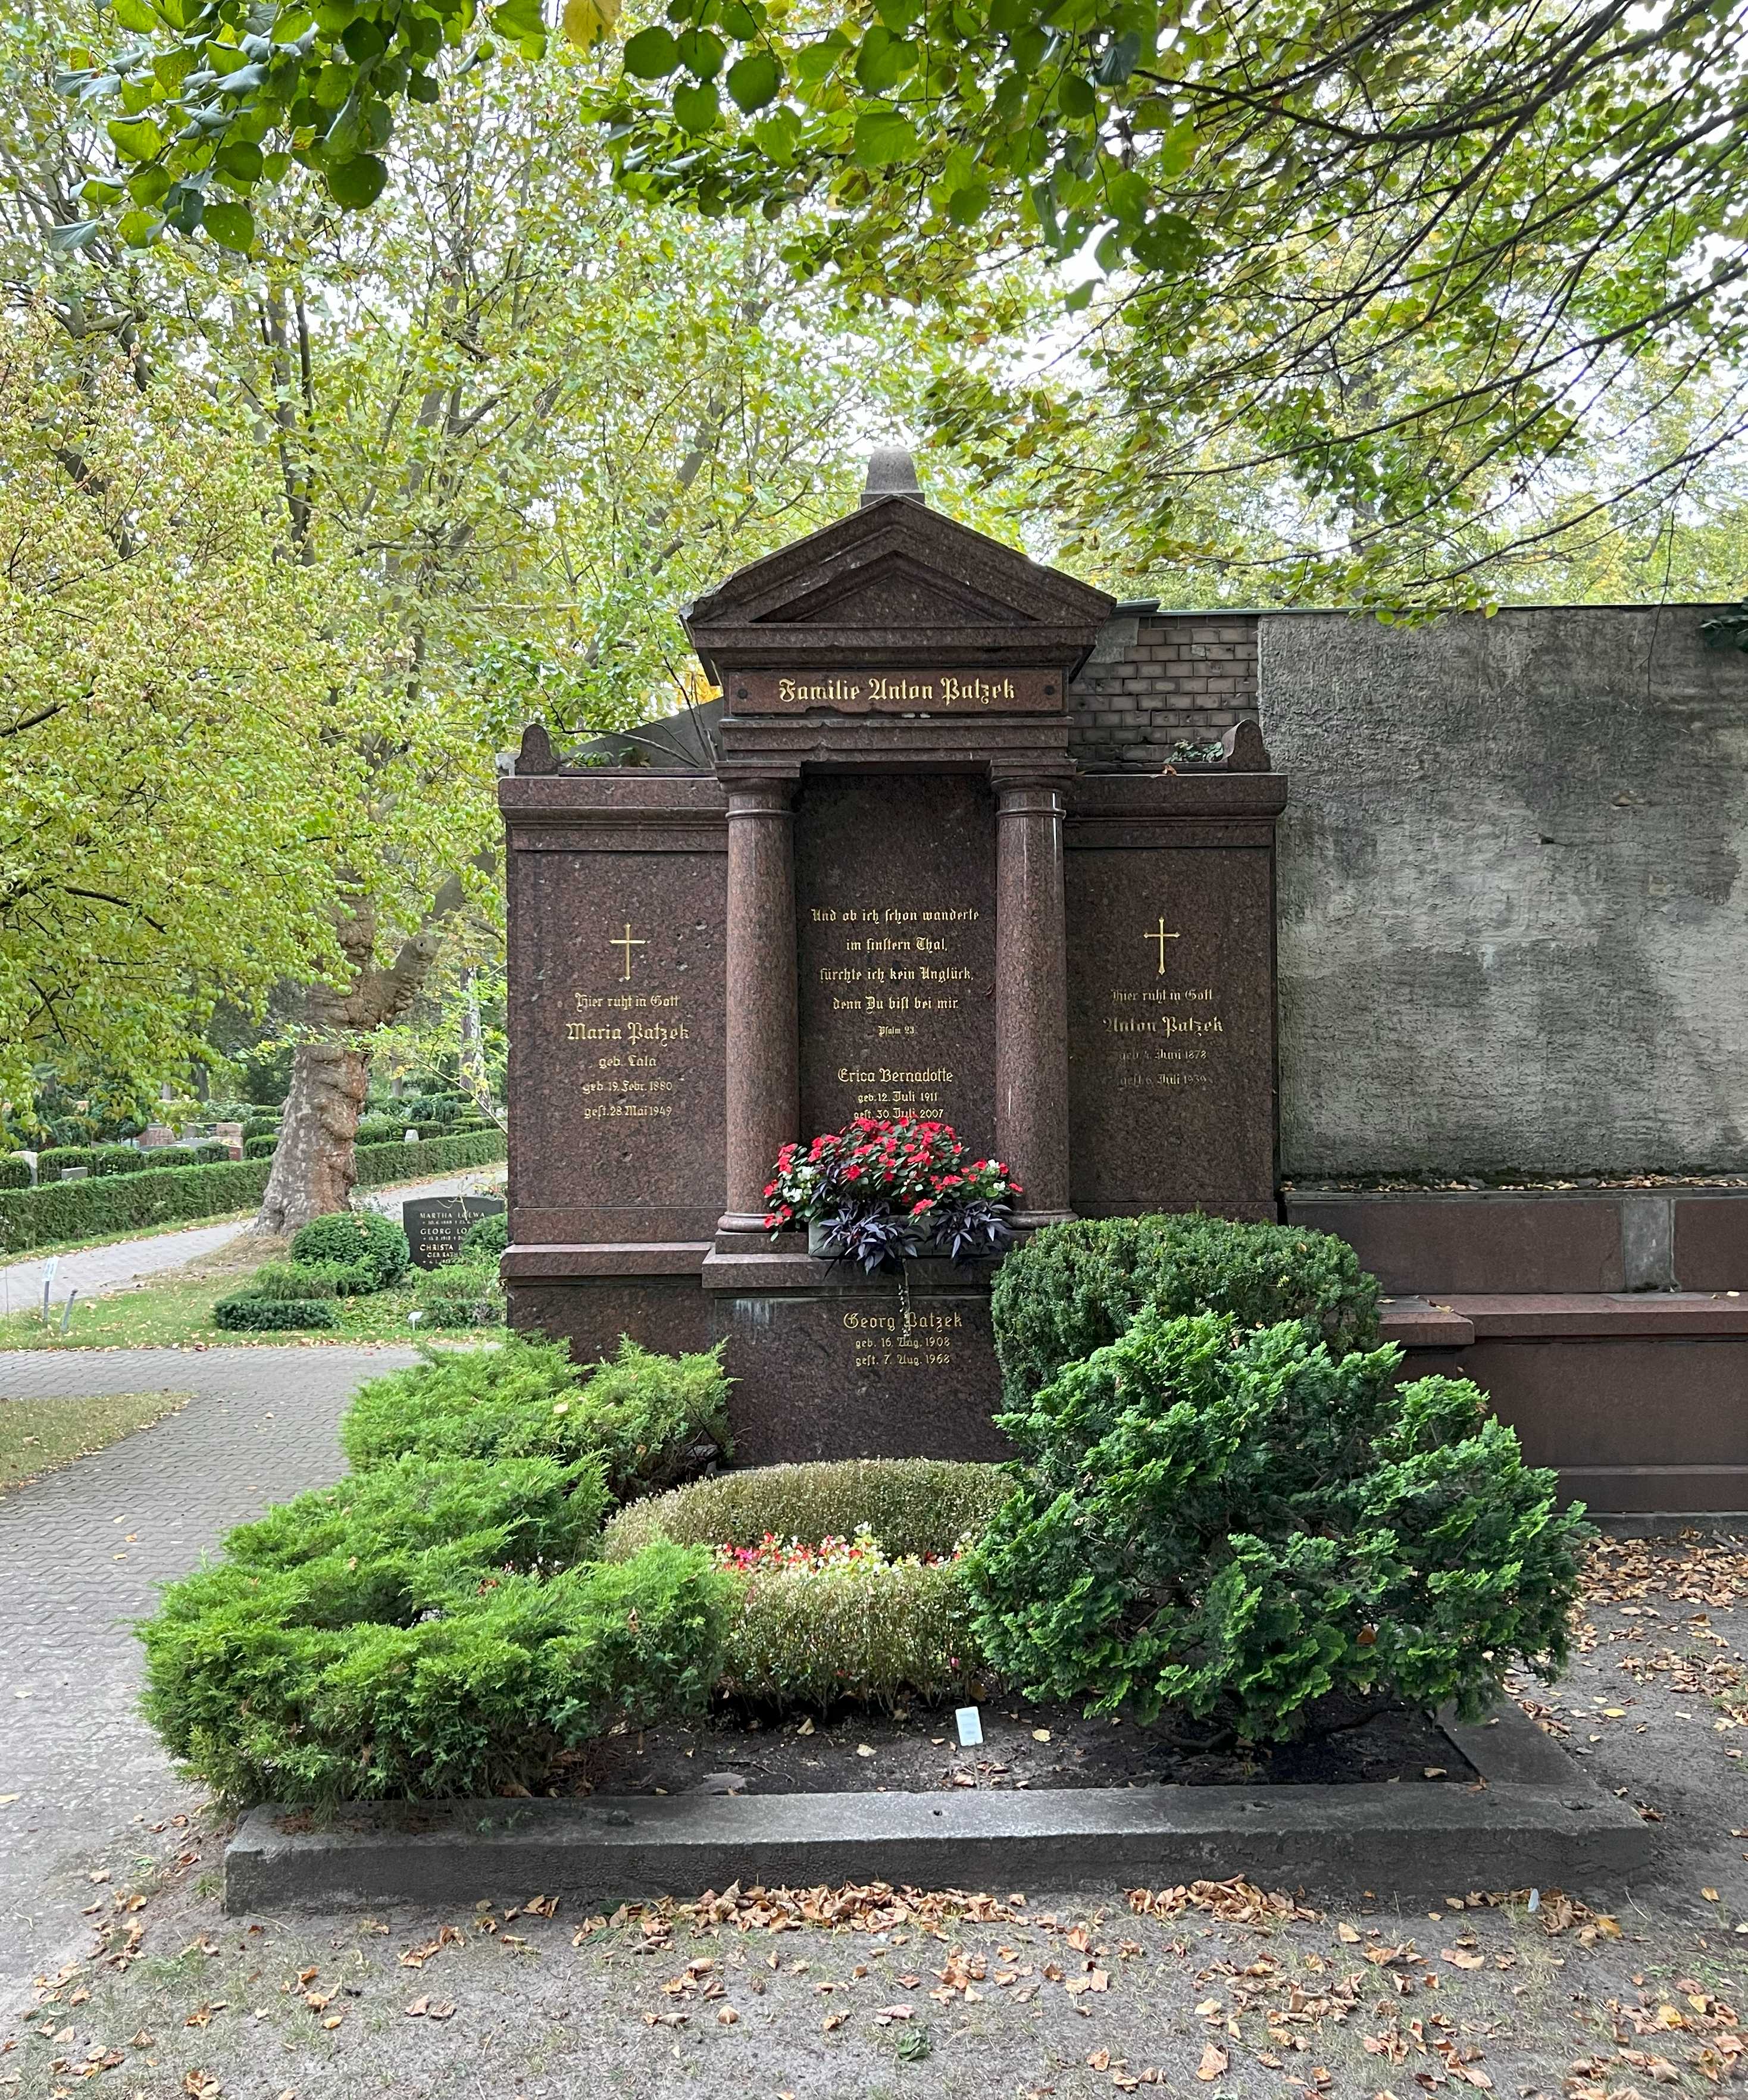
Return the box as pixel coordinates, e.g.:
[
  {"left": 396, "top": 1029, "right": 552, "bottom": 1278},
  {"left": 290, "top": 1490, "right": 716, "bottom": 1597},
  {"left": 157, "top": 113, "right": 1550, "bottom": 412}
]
[
  {"left": 402, "top": 1194, "right": 506, "bottom": 1270},
  {"left": 500, "top": 450, "right": 1286, "bottom": 1461}
]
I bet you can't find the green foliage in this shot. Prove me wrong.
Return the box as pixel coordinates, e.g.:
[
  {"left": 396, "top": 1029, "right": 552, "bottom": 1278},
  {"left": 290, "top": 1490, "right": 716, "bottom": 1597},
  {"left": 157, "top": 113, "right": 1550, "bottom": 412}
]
[
  {"left": 990, "top": 1214, "right": 1379, "bottom": 1410},
  {"left": 603, "top": 1459, "right": 1009, "bottom": 1564},
  {"left": 91, "top": 1145, "right": 152, "bottom": 1177},
  {"left": 412, "top": 1261, "right": 505, "bottom": 1328},
  {"left": 724, "top": 1560, "right": 978, "bottom": 1709},
  {"left": 969, "top": 1309, "right": 1591, "bottom": 1741},
  {"left": 246, "top": 1260, "right": 373, "bottom": 1301},
  {"left": 355, "top": 1117, "right": 405, "bottom": 1147},
  {"left": 213, "top": 1294, "right": 341, "bottom": 1331},
  {"left": 604, "top": 1459, "right": 998, "bottom": 1707},
  {"left": 0, "top": 1156, "right": 29, "bottom": 1190},
  {"left": 139, "top": 1450, "right": 731, "bottom": 1802},
  {"left": 243, "top": 1135, "right": 277, "bottom": 1159},
  {"left": 0, "top": 1157, "right": 274, "bottom": 1256},
  {"left": 340, "top": 1334, "right": 730, "bottom": 1503},
  {"left": 290, "top": 1210, "right": 409, "bottom": 1290},
  {"left": 240, "top": 1118, "right": 280, "bottom": 1144},
  {"left": 38, "top": 1147, "right": 97, "bottom": 1179},
  {"left": 352, "top": 1130, "right": 505, "bottom": 1186},
  {"left": 459, "top": 1210, "right": 507, "bottom": 1261},
  {"left": 192, "top": 1142, "right": 232, "bottom": 1164}
]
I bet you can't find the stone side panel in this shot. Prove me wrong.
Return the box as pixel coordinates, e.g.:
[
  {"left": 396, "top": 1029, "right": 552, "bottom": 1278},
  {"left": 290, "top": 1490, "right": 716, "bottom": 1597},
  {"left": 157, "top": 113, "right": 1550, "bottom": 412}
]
[{"left": 1067, "top": 610, "right": 1260, "bottom": 769}]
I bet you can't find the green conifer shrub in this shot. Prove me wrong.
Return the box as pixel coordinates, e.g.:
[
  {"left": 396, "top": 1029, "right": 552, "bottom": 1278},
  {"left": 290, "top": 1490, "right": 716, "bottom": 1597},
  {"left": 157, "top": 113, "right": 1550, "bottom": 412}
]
[
  {"left": 989, "top": 1213, "right": 1380, "bottom": 1408},
  {"left": 968, "top": 1307, "right": 1590, "bottom": 1742}
]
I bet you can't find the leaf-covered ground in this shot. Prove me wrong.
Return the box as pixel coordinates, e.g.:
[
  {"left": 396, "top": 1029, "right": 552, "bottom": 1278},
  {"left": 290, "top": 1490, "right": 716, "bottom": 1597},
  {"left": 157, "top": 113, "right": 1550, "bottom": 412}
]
[{"left": 3, "top": 1535, "right": 1746, "bottom": 2099}]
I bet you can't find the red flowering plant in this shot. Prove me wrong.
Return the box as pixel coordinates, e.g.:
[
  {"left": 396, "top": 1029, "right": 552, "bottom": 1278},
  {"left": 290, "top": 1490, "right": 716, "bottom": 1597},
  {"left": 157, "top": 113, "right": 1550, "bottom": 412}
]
[{"left": 762, "top": 1116, "right": 1023, "bottom": 1272}]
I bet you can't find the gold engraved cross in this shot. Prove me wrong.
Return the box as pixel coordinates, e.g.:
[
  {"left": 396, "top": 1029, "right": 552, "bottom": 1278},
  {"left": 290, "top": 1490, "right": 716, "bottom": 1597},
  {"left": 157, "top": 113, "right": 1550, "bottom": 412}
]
[
  {"left": 1145, "top": 917, "right": 1180, "bottom": 977},
  {"left": 609, "top": 922, "right": 646, "bottom": 981}
]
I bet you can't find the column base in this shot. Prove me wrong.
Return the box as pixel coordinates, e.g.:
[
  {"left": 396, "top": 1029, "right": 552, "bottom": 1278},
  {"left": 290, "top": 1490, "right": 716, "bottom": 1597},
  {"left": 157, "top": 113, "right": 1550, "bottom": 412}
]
[
  {"left": 1012, "top": 1209, "right": 1076, "bottom": 1232},
  {"left": 716, "top": 1212, "right": 773, "bottom": 1240}
]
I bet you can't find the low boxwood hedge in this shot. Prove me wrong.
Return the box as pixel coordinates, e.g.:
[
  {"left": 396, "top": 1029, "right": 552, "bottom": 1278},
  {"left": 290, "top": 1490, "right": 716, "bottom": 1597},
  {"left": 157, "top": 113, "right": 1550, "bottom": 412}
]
[
  {"left": 243, "top": 1135, "right": 277, "bottom": 1159},
  {"left": 354, "top": 1129, "right": 505, "bottom": 1185},
  {"left": 214, "top": 1295, "right": 341, "bottom": 1331},
  {"left": 0, "top": 1157, "right": 276, "bottom": 1255},
  {"left": 603, "top": 1458, "right": 1009, "bottom": 1563},
  {"left": 603, "top": 1460, "right": 1003, "bottom": 1708},
  {"left": 139, "top": 1450, "right": 731, "bottom": 1801},
  {"left": 0, "top": 1129, "right": 505, "bottom": 1256},
  {"left": 0, "top": 1157, "right": 30, "bottom": 1191}
]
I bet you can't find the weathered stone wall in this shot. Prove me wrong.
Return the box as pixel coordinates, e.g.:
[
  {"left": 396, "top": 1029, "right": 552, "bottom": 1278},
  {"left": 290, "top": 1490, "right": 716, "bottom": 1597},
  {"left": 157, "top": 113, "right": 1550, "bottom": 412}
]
[
  {"left": 1067, "top": 607, "right": 1259, "bottom": 767},
  {"left": 1259, "top": 605, "right": 1748, "bottom": 1178}
]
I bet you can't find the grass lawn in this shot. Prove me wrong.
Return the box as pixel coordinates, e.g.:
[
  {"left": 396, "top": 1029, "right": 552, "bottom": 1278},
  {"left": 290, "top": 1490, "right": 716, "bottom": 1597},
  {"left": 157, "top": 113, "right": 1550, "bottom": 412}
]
[
  {"left": 0, "top": 1232, "right": 480, "bottom": 1349},
  {"left": 0, "top": 1389, "right": 190, "bottom": 1489}
]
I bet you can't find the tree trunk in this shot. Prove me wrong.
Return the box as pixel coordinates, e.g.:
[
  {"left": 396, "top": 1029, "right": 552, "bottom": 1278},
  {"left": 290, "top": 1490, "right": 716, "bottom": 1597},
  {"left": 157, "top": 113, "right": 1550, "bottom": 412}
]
[
  {"left": 256, "top": 1036, "right": 370, "bottom": 1233},
  {"left": 252, "top": 871, "right": 479, "bottom": 1235}
]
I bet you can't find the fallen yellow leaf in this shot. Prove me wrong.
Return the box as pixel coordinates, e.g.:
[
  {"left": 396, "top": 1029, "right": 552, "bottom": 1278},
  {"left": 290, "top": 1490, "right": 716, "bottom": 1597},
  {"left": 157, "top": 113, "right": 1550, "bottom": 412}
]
[{"left": 1197, "top": 2042, "right": 1229, "bottom": 2081}]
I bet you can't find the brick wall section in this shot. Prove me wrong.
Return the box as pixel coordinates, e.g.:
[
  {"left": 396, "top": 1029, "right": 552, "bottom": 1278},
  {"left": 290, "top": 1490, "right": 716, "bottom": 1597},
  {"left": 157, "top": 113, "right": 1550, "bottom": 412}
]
[{"left": 1067, "top": 609, "right": 1261, "bottom": 769}]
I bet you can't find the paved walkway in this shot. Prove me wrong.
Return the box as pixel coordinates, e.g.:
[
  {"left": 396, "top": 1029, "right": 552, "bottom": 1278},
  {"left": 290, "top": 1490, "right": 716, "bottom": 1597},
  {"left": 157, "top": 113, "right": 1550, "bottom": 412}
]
[
  {"left": 0, "top": 1163, "right": 506, "bottom": 1315},
  {"left": 0, "top": 1347, "right": 416, "bottom": 2004}
]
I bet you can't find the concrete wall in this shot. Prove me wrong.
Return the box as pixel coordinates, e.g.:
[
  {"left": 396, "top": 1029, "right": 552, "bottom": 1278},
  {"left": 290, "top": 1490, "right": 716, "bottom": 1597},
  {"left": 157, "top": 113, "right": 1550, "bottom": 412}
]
[{"left": 1261, "top": 606, "right": 1748, "bottom": 1178}]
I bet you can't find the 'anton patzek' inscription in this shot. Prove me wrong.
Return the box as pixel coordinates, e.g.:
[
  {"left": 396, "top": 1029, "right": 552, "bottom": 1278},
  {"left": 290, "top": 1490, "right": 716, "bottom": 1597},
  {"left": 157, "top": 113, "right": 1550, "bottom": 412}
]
[{"left": 730, "top": 668, "right": 1064, "bottom": 714}]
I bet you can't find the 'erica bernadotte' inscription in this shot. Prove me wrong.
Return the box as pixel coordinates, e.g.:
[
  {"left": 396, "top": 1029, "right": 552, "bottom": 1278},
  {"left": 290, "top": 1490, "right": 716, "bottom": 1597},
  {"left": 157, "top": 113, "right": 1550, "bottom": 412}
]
[{"left": 794, "top": 776, "right": 997, "bottom": 1146}]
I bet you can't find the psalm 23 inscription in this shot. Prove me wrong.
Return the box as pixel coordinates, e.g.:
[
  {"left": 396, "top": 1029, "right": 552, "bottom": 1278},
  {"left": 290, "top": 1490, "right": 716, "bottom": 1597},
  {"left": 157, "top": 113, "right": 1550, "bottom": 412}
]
[{"left": 794, "top": 775, "right": 997, "bottom": 1144}]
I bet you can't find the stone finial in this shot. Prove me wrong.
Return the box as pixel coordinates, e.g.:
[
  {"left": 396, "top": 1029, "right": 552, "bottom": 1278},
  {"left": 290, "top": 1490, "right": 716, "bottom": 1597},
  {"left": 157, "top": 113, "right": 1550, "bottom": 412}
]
[
  {"left": 860, "top": 445, "right": 926, "bottom": 508},
  {"left": 1221, "top": 719, "right": 1271, "bottom": 772},
  {"left": 515, "top": 721, "right": 557, "bottom": 775}
]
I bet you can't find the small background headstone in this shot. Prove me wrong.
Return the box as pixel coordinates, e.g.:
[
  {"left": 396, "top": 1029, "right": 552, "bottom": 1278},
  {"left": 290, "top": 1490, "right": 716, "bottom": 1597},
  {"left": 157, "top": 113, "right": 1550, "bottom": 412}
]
[
  {"left": 138, "top": 1123, "right": 177, "bottom": 1149},
  {"left": 402, "top": 1195, "right": 505, "bottom": 1270}
]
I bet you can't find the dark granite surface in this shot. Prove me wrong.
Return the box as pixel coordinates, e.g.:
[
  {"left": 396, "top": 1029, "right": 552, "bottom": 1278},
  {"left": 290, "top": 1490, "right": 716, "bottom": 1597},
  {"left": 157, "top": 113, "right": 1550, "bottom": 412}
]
[
  {"left": 506, "top": 832, "right": 726, "bottom": 1245},
  {"left": 793, "top": 774, "right": 999, "bottom": 1149},
  {"left": 1066, "top": 840, "right": 1277, "bottom": 1215}
]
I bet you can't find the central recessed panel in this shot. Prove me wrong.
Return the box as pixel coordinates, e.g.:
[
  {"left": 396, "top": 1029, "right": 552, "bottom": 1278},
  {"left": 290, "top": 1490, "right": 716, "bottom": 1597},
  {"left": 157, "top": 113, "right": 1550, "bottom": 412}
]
[{"left": 794, "top": 774, "right": 998, "bottom": 1150}]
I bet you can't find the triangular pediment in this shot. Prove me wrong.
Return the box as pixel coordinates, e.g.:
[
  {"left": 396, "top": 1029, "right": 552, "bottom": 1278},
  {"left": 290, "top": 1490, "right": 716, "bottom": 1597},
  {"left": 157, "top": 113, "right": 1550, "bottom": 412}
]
[
  {"left": 685, "top": 493, "right": 1115, "bottom": 677},
  {"left": 766, "top": 549, "right": 1029, "bottom": 631}
]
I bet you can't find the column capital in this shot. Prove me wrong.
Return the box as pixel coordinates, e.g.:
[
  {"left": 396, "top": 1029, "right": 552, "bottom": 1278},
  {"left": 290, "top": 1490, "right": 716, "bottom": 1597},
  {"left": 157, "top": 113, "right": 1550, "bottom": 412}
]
[
  {"left": 990, "top": 758, "right": 1076, "bottom": 799},
  {"left": 717, "top": 764, "right": 801, "bottom": 803}
]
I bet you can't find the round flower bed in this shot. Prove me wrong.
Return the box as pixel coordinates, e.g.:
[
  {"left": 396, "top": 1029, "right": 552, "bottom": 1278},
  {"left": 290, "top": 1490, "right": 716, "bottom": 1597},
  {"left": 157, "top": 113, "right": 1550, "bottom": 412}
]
[{"left": 602, "top": 1459, "right": 1011, "bottom": 1709}]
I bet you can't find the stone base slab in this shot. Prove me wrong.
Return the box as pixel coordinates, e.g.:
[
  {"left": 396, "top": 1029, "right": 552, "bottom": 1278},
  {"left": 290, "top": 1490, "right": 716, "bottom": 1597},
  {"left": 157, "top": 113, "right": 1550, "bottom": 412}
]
[{"left": 224, "top": 1705, "right": 1649, "bottom": 1914}]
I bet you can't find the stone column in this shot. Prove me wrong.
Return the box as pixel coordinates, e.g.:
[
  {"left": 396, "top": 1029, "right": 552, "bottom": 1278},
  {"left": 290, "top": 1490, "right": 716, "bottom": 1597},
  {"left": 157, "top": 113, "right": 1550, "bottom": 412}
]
[
  {"left": 995, "top": 778, "right": 1074, "bottom": 1226},
  {"left": 718, "top": 778, "right": 799, "bottom": 1237}
]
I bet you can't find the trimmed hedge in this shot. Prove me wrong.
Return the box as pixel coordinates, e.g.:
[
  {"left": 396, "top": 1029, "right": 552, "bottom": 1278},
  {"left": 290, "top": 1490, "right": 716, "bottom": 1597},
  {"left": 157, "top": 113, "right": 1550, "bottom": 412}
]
[
  {"left": 603, "top": 1459, "right": 1010, "bottom": 1564},
  {"left": 0, "top": 1157, "right": 30, "bottom": 1190},
  {"left": 355, "top": 1117, "right": 405, "bottom": 1148},
  {"left": 603, "top": 1460, "right": 999, "bottom": 1708},
  {"left": 243, "top": 1135, "right": 278, "bottom": 1159},
  {"left": 139, "top": 1451, "right": 730, "bottom": 1802},
  {"left": 340, "top": 1333, "right": 730, "bottom": 1503},
  {"left": 240, "top": 1118, "right": 280, "bottom": 1144},
  {"left": 355, "top": 1129, "right": 505, "bottom": 1185},
  {"left": 214, "top": 1295, "right": 341, "bottom": 1331},
  {"left": 0, "top": 1126, "right": 504, "bottom": 1255},
  {"left": 990, "top": 1213, "right": 1381, "bottom": 1409},
  {"left": 0, "top": 1157, "right": 274, "bottom": 1255}
]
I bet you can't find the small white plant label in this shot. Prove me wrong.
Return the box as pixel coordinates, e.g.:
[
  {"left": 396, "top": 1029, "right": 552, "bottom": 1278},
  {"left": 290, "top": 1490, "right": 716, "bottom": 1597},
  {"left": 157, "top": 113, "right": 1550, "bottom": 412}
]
[{"left": 955, "top": 1705, "right": 984, "bottom": 1748}]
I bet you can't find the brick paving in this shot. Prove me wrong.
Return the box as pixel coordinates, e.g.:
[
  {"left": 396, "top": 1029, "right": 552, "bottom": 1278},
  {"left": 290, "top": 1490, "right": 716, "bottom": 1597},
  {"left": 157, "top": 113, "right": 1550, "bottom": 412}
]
[
  {"left": 0, "top": 1347, "right": 417, "bottom": 2005},
  {"left": 0, "top": 1165, "right": 505, "bottom": 1316}
]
